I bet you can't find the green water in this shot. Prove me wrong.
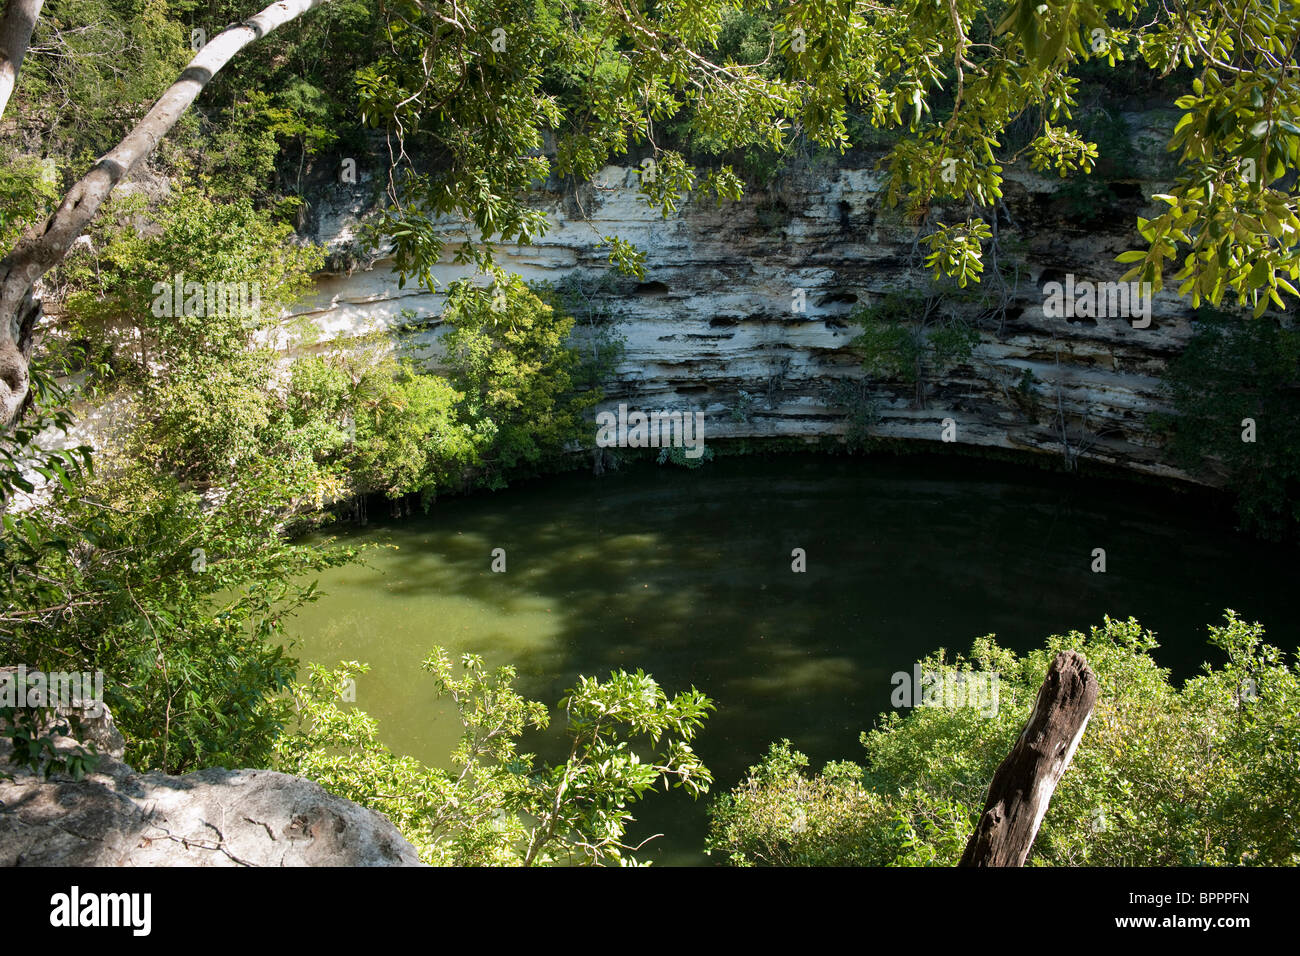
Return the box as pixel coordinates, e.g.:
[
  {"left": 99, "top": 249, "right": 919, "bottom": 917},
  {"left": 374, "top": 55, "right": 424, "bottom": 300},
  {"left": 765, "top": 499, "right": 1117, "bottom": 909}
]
[{"left": 285, "top": 453, "right": 1298, "bottom": 865}]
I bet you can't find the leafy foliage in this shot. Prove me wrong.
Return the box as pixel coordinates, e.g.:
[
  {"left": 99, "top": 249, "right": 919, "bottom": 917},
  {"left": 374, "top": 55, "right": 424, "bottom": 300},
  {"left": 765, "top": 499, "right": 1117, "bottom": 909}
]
[
  {"left": 7, "top": 0, "right": 188, "bottom": 162},
  {"left": 0, "top": 705, "right": 100, "bottom": 781},
  {"left": 61, "top": 187, "right": 320, "bottom": 367},
  {"left": 348, "top": 359, "right": 474, "bottom": 501},
  {"left": 10, "top": 0, "right": 1300, "bottom": 331},
  {"left": 1, "top": 466, "right": 354, "bottom": 773},
  {"left": 847, "top": 289, "right": 980, "bottom": 389},
  {"left": 440, "top": 276, "right": 597, "bottom": 487},
  {"left": 0, "top": 152, "right": 62, "bottom": 250},
  {"left": 275, "top": 652, "right": 713, "bottom": 866},
  {"left": 1118, "top": 59, "right": 1300, "bottom": 315},
  {"left": 0, "top": 362, "right": 92, "bottom": 511},
  {"left": 923, "top": 221, "right": 994, "bottom": 288},
  {"left": 1154, "top": 310, "right": 1300, "bottom": 539},
  {"left": 708, "top": 613, "right": 1300, "bottom": 866}
]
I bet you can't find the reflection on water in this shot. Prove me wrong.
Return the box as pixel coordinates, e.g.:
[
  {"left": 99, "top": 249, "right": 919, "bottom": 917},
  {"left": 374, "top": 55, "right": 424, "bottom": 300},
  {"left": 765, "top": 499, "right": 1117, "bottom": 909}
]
[{"left": 285, "top": 453, "right": 1298, "bottom": 865}]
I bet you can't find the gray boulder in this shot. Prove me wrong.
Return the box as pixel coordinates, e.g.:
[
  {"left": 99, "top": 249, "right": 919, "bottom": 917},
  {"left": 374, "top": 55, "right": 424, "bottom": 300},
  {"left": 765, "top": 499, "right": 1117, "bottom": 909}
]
[{"left": 0, "top": 672, "right": 423, "bottom": 866}]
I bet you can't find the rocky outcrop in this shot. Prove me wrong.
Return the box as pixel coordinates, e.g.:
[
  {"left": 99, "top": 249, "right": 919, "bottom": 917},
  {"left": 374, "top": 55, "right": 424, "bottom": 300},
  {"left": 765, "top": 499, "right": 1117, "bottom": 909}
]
[
  {"left": 0, "top": 678, "right": 422, "bottom": 866},
  {"left": 294, "top": 109, "right": 1204, "bottom": 481}
]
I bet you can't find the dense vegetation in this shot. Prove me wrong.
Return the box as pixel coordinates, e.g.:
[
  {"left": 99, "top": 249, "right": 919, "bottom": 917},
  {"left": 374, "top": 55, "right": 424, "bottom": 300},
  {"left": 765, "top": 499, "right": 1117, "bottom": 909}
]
[
  {"left": 276, "top": 654, "right": 713, "bottom": 865},
  {"left": 708, "top": 613, "right": 1299, "bottom": 866},
  {"left": 2, "top": 0, "right": 1298, "bottom": 863},
  {"left": 1155, "top": 311, "right": 1300, "bottom": 540}
]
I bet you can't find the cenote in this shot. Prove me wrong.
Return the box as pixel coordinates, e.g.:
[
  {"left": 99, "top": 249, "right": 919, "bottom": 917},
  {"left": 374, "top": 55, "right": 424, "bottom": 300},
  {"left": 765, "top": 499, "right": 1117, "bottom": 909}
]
[{"left": 286, "top": 452, "right": 1298, "bottom": 865}]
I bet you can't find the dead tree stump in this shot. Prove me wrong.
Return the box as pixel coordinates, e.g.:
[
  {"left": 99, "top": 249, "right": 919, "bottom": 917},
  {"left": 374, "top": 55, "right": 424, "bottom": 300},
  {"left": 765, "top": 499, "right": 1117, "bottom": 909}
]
[{"left": 959, "top": 650, "right": 1099, "bottom": 867}]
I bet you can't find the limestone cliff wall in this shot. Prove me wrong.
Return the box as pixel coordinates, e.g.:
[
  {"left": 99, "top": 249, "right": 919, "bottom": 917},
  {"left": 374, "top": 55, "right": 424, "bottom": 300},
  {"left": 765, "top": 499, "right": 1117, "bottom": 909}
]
[{"left": 291, "top": 110, "right": 1201, "bottom": 481}]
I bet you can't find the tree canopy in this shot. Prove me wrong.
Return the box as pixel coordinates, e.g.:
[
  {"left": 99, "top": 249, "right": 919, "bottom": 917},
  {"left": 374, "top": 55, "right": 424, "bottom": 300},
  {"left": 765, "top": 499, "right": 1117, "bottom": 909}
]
[{"left": 2, "top": 0, "right": 1299, "bottom": 429}]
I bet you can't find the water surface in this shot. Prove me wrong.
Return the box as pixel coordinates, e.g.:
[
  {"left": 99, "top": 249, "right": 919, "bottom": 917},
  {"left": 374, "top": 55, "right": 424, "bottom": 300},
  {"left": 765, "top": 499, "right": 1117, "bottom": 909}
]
[{"left": 286, "top": 453, "right": 1298, "bottom": 864}]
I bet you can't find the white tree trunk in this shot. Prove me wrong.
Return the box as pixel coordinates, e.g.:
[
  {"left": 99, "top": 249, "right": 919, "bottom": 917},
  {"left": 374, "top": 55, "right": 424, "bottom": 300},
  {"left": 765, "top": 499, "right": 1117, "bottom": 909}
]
[{"left": 0, "top": 0, "right": 43, "bottom": 120}]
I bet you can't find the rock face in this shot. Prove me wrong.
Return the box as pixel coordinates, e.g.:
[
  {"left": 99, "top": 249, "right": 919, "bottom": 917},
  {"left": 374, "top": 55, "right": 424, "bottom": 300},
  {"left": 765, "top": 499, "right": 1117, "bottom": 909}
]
[
  {"left": 0, "top": 685, "right": 422, "bottom": 867},
  {"left": 294, "top": 110, "right": 1204, "bottom": 482}
]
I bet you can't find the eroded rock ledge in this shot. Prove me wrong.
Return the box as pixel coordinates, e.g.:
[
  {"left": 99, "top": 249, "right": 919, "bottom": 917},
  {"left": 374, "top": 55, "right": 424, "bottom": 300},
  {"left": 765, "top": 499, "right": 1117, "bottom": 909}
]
[{"left": 0, "top": 684, "right": 421, "bottom": 867}]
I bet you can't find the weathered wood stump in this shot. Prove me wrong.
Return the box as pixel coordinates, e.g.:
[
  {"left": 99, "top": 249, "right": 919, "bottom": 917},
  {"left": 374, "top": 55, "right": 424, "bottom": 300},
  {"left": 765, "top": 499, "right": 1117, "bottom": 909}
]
[{"left": 959, "top": 650, "right": 1099, "bottom": 867}]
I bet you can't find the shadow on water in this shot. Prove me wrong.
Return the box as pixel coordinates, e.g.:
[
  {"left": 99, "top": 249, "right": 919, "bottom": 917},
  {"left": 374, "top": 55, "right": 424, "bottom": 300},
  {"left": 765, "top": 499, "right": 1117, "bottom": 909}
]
[{"left": 285, "top": 452, "right": 1299, "bottom": 865}]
